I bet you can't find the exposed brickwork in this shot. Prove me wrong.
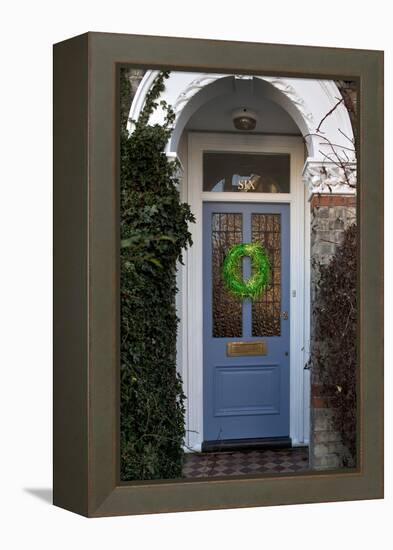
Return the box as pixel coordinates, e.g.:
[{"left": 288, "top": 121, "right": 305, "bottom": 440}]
[
  {"left": 310, "top": 195, "right": 356, "bottom": 209},
  {"left": 311, "top": 384, "right": 330, "bottom": 408},
  {"left": 310, "top": 194, "right": 356, "bottom": 470}
]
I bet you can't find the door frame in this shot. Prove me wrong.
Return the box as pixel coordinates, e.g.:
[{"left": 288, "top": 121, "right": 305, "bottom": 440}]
[{"left": 179, "top": 131, "right": 309, "bottom": 451}]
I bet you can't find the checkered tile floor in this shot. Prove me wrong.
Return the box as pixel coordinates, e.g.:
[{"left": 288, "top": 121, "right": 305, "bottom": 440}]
[{"left": 183, "top": 447, "right": 309, "bottom": 478}]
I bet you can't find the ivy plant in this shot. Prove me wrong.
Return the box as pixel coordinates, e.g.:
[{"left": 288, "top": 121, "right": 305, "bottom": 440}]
[{"left": 120, "top": 70, "right": 195, "bottom": 480}]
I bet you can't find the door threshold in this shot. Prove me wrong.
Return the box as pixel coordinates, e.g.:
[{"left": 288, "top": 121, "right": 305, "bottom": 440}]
[{"left": 201, "top": 436, "right": 292, "bottom": 453}]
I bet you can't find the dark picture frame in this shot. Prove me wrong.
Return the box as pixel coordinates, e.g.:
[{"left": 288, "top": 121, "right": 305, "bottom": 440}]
[{"left": 53, "top": 32, "right": 383, "bottom": 517}]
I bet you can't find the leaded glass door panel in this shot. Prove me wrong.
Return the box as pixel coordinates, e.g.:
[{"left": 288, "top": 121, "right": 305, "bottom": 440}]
[{"left": 203, "top": 202, "right": 290, "bottom": 444}]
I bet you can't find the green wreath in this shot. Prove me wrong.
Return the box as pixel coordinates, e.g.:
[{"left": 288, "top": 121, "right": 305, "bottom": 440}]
[{"left": 222, "top": 242, "right": 270, "bottom": 300}]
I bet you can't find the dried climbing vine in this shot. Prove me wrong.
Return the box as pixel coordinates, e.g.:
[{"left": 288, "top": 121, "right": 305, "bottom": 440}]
[{"left": 312, "top": 224, "right": 357, "bottom": 465}]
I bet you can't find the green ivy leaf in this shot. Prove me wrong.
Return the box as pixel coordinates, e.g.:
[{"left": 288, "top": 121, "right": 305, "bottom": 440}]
[{"left": 119, "top": 69, "right": 195, "bottom": 481}]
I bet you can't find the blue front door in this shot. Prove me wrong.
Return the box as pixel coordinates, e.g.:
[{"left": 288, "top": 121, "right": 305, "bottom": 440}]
[{"left": 203, "top": 202, "right": 290, "bottom": 443}]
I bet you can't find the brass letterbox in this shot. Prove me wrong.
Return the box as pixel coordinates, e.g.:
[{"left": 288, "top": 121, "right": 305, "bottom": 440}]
[{"left": 227, "top": 341, "right": 267, "bottom": 357}]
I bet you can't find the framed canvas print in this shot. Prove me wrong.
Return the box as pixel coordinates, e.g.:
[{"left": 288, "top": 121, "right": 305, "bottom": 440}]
[{"left": 53, "top": 32, "right": 383, "bottom": 517}]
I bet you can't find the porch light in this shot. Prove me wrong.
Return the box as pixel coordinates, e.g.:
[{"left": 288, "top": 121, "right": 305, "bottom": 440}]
[{"left": 232, "top": 108, "right": 257, "bottom": 131}]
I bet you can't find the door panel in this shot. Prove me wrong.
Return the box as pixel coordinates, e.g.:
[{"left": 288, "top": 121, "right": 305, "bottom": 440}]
[
  {"left": 214, "top": 364, "right": 281, "bottom": 416},
  {"left": 203, "top": 202, "right": 290, "bottom": 442}
]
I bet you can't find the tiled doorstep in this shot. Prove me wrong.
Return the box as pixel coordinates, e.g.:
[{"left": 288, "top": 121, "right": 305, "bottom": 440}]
[{"left": 183, "top": 447, "right": 309, "bottom": 478}]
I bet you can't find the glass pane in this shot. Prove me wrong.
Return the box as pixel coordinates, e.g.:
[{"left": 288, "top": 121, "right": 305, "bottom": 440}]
[
  {"left": 212, "top": 213, "right": 243, "bottom": 337},
  {"left": 203, "top": 152, "right": 290, "bottom": 193},
  {"left": 252, "top": 214, "right": 281, "bottom": 336}
]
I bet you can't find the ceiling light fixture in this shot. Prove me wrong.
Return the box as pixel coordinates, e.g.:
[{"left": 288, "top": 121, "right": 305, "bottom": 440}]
[{"left": 232, "top": 108, "right": 257, "bottom": 131}]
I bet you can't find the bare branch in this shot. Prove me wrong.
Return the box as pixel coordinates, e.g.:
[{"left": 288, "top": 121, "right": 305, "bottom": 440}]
[
  {"left": 338, "top": 127, "right": 355, "bottom": 145},
  {"left": 303, "top": 94, "right": 357, "bottom": 191},
  {"left": 318, "top": 150, "right": 356, "bottom": 188},
  {"left": 321, "top": 141, "right": 355, "bottom": 152},
  {"left": 315, "top": 98, "right": 344, "bottom": 133},
  {"left": 303, "top": 132, "right": 355, "bottom": 153},
  {"left": 319, "top": 150, "right": 344, "bottom": 169}
]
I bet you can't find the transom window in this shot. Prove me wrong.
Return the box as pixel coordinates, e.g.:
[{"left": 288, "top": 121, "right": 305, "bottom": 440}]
[{"left": 203, "top": 151, "right": 290, "bottom": 193}]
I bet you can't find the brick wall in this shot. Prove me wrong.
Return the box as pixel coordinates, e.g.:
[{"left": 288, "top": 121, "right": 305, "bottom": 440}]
[{"left": 309, "top": 194, "right": 356, "bottom": 470}]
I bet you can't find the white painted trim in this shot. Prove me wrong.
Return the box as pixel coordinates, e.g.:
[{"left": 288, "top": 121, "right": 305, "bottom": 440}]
[
  {"left": 182, "top": 132, "right": 308, "bottom": 451},
  {"left": 128, "top": 71, "right": 356, "bottom": 171},
  {"left": 303, "top": 187, "right": 311, "bottom": 445}
]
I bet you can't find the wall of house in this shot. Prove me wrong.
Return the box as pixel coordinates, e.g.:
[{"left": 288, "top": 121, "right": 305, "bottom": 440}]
[{"left": 309, "top": 194, "right": 356, "bottom": 469}]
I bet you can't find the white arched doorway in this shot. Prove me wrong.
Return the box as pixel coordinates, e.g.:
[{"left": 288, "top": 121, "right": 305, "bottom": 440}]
[{"left": 128, "top": 71, "right": 356, "bottom": 452}]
